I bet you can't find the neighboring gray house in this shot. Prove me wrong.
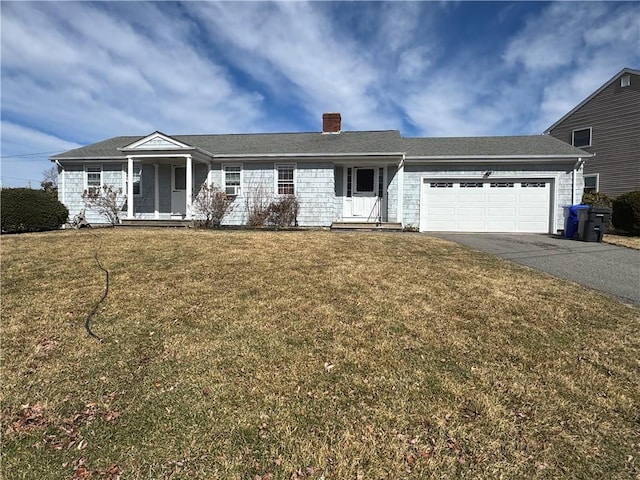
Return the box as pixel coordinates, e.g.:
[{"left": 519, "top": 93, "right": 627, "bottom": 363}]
[
  {"left": 51, "top": 113, "right": 590, "bottom": 233},
  {"left": 545, "top": 67, "right": 640, "bottom": 198}
]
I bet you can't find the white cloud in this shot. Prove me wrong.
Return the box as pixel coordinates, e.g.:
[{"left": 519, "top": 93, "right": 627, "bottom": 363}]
[{"left": 1, "top": 1, "right": 265, "bottom": 144}]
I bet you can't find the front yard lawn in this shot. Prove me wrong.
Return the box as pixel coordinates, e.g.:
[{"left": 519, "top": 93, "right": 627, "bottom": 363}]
[{"left": 2, "top": 229, "right": 638, "bottom": 479}]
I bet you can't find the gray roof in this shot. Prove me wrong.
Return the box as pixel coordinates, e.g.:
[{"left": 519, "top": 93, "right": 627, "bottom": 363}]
[
  {"left": 403, "top": 134, "right": 590, "bottom": 157},
  {"left": 50, "top": 130, "right": 403, "bottom": 159},
  {"left": 50, "top": 130, "right": 589, "bottom": 161}
]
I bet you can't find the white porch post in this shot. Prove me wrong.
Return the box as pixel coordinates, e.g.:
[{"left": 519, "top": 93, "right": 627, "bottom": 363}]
[
  {"left": 396, "top": 155, "right": 405, "bottom": 225},
  {"left": 127, "top": 156, "right": 134, "bottom": 219},
  {"left": 154, "top": 163, "right": 160, "bottom": 219},
  {"left": 185, "top": 154, "right": 193, "bottom": 219}
]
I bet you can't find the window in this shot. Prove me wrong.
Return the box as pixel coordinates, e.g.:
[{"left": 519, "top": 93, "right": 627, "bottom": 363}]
[
  {"left": 346, "top": 168, "right": 352, "bottom": 197},
  {"left": 355, "top": 168, "right": 375, "bottom": 193},
  {"left": 584, "top": 174, "right": 599, "bottom": 193},
  {"left": 572, "top": 128, "right": 592, "bottom": 148},
  {"left": 378, "top": 168, "right": 384, "bottom": 198},
  {"left": 521, "top": 182, "right": 546, "bottom": 188},
  {"left": 430, "top": 182, "right": 453, "bottom": 188},
  {"left": 490, "top": 182, "right": 514, "bottom": 188},
  {"left": 276, "top": 164, "right": 295, "bottom": 195},
  {"left": 126, "top": 164, "right": 142, "bottom": 195},
  {"left": 85, "top": 166, "right": 102, "bottom": 196},
  {"left": 460, "top": 182, "right": 484, "bottom": 188},
  {"left": 223, "top": 164, "right": 241, "bottom": 196},
  {"left": 621, "top": 75, "right": 631, "bottom": 88}
]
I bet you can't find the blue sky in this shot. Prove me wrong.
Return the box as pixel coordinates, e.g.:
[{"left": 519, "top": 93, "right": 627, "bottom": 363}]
[{"left": 1, "top": 1, "right": 638, "bottom": 188}]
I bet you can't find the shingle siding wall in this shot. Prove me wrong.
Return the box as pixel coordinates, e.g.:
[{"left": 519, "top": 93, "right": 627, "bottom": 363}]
[
  {"left": 548, "top": 72, "right": 640, "bottom": 197},
  {"left": 220, "top": 161, "right": 335, "bottom": 227},
  {"left": 401, "top": 163, "right": 578, "bottom": 232},
  {"left": 296, "top": 162, "right": 335, "bottom": 226},
  {"left": 59, "top": 163, "right": 124, "bottom": 224}
]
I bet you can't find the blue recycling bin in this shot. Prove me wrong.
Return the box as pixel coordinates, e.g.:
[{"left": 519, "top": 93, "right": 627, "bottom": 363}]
[{"left": 564, "top": 205, "right": 590, "bottom": 239}]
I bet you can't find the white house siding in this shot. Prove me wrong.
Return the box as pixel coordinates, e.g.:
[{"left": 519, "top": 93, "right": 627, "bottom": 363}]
[
  {"left": 296, "top": 162, "right": 335, "bottom": 227},
  {"left": 401, "top": 162, "right": 577, "bottom": 232}
]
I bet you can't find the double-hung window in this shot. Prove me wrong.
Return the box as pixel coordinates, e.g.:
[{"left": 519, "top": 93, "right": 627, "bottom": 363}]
[
  {"left": 223, "top": 164, "right": 241, "bottom": 196},
  {"left": 276, "top": 164, "right": 295, "bottom": 195},
  {"left": 126, "top": 164, "right": 142, "bottom": 195},
  {"left": 584, "top": 174, "right": 599, "bottom": 193},
  {"left": 85, "top": 166, "right": 102, "bottom": 196}
]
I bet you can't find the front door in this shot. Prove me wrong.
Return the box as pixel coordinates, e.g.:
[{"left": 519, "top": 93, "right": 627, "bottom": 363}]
[
  {"left": 352, "top": 167, "right": 379, "bottom": 219},
  {"left": 171, "top": 166, "right": 186, "bottom": 216}
]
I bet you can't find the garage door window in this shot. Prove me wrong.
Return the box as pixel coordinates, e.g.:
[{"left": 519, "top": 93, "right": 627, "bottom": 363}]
[
  {"left": 460, "top": 182, "right": 483, "bottom": 188},
  {"left": 430, "top": 182, "right": 453, "bottom": 188},
  {"left": 521, "top": 182, "right": 546, "bottom": 188},
  {"left": 490, "top": 182, "right": 514, "bottom": 188}
]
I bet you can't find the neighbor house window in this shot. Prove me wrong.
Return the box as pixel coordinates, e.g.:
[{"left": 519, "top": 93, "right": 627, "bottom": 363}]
[
  {"left": 621, "top": 75, "right": 631, "bottom": 87},
  {"left": 572, "top": 128, "right": 592, "bottom": 148},
  {"left": 276, "top": 164, "right": 295, "bottom": 195},
  {"left": 85, "top": 166, "right": 102, "bottom": 196},
  {"left": 584, "top": 174, "right": 599, "bottom": 193},
  {"left": 223, "top": 164, "right": 241, "bottom": 196}
]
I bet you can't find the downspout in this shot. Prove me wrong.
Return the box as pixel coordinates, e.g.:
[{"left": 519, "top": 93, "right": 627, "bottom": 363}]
[{"left": 572, "top": 157, "right": 586, "bottom": 205}]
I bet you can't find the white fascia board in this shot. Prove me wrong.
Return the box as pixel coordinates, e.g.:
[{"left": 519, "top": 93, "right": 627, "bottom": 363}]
[
  {"left": 213, "top": 152, "right": 405, "bottom": 160},
  {"left": 405, "top": 155, "right": 590, "bottom": 164},
  {"left": 50, "top": 156, "right": 125, "bottom": 162}
]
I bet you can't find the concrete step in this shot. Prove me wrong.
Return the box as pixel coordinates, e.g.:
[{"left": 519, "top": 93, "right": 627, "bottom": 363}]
[
  {"left": 119, "top": 219, "right": 191, "bottom": 228},
  {"left": 331, "top": 222, "right": 403, "bottom": 231}
]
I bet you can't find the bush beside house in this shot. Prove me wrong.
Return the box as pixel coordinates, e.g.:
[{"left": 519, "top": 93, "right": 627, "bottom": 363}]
[
  {"left": 612, "top": 191, "right": 640, "bottom": 235},
  {"left": 1, "top": 188, "right": 69, "bottom": 233}
]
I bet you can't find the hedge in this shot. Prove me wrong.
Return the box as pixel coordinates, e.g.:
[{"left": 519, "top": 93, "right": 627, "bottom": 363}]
[
  {"left": 612, "top": 191, "right": 640, "bottom": 235},
  {"left": 1, "top": 188, "right": 69, "bottom": 233}
]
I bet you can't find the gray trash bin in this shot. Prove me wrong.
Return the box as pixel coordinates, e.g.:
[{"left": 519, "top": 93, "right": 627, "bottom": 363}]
[{"left": 581, "top": 207, "right": 612, "bottom": 242}]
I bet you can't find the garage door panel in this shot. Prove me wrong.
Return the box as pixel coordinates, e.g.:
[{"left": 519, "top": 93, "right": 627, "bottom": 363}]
[{"left": 421, "top": 179, "right": 551, "bottom": 233}]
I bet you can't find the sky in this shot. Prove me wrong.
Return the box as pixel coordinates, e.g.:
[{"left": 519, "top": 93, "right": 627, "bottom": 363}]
[{"left": 1, "top": 1, "right": 638, "bottom": 188}]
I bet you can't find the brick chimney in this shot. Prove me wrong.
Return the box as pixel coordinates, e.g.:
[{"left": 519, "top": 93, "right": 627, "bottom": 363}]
[{"left": 322, "top": 112, "right": 341, "bottom": 133}]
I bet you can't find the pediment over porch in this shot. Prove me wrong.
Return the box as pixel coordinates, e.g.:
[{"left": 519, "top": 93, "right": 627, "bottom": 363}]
[{"left": 121, "top": 131, "right": 193, "bottom": 151}]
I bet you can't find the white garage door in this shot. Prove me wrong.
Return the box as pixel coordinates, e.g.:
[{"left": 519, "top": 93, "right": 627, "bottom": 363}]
[{"left": 420, "top": 179, "right": 551, "bottom": 233}]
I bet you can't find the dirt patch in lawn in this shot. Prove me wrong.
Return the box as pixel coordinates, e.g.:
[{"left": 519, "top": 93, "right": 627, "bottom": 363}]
[{"left": 1, "top": 229, "right": 638, "bottom": 479}]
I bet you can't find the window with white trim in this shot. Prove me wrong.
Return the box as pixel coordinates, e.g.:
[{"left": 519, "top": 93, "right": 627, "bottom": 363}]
[
  {"left": 584, "top": 174, "right": 599, "bottom": 193},
  {"left": 223, "top": 164, "right": 241, "bottom": 196},
  {"left": 276, "top": 164, "right": 295, "bottom": 195},
  {"left": 125, "top": 164, "right": 142, "bottom": 195},
  {"left": 572, "top": 128, "right": 592, "bottom": 148},
  {"left": 85, "top": 166, "right": 102, "bottom": 196}
]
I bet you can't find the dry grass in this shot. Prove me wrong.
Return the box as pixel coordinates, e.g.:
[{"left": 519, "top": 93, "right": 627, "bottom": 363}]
[
  {"left": 1, "top": 229, "right": 638, "bottom": 479},
  {"left": 604, "top": 233, "right": 640, "bottom": 250}
]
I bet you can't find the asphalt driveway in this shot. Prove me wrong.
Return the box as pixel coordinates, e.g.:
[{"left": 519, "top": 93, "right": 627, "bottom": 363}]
[{"left": 431, "top": 233, "right": 640, "bottom": 306}]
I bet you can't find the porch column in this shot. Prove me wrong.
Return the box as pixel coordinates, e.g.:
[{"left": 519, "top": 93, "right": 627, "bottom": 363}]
[
  {"left": 396, "top": 156, "right": 404, "bottom": 225},
  {"left": 185, "top": 154, "right": 193, "bottom": 219},
  {"left": 127, "top": 156, "right": 134, "bottom": 219},
  {"left": 154, "top": 163, "right": 160, "bottom": 219}
]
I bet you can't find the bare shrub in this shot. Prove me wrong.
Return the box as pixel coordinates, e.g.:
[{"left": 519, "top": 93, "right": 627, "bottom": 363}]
[
  {"left": 245, "top": 185, "right": 271, "bottom": 227},
  {"left": 82, "top": 186, "right": 126, "bottom": 225},
  {"left": 192, "top": 183, "right": 235, "bottom": 228},
  {"left": 267, "top": 195, "right": 299, "bottom": 227}
]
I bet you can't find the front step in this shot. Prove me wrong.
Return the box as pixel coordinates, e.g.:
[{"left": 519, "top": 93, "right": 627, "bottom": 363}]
[
  {"left": 331, "top": 222, "right": 403, "bottom": 231},
  {"left": 119, "top": 219, "right": 191, "bottom": 228}
]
